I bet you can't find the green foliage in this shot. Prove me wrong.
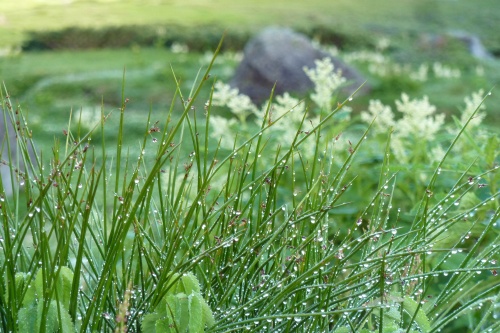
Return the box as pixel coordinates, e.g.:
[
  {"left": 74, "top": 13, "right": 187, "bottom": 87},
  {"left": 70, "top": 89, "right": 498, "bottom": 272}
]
[
  {"left": 333, "top": 295, "right": 431, "bottom": 332},
  {"left": 6, "top": 267, "right": 75, "bottom": 333},
  {"left": 22, "top": 24, "right": 249, "bottom": 52},
  {"left": 141, "top": 272, "right": 214, "bottom": 333},
  {"left": 0, "top": 37, "right": 499, "bottom": 333}
]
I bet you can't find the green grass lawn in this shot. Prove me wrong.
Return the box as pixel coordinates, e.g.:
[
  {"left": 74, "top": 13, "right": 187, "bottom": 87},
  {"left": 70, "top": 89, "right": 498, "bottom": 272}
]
[{"left": 1, "top": 0, "right": 500, "bottom": 52}]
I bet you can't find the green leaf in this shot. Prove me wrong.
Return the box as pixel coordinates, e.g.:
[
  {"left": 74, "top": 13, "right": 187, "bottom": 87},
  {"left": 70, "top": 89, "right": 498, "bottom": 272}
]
[
  {"left": 189, "top": 294, "right": 203, "bottom": 333},
  {"left": 381, "top": 319, "right": 398, "bottom": 332},
  {"left": 10, "top": 272, "right": 36, "bottom": 307},
  {"left": 484, "top": 135, "right": 499, "bottom": 166},
  {"left": 34, "top": 268, "right": 44, "bottom": 301},
  {"left": 177, "top": 293, "right": 190, "bottom": 332},
  {"left": 201, "top": 298, "right": 215, "bottom": 328},
  {"left": 57, "top": 266, "right": 74, "bottom": 309},
  {"left": 165, "top": 294, "right": 180, "bottom": 329},
  {"left": 36, "top": 300, "right": 59, "bottom": 333},
  {"left": 18, "top": 303, "right": 37, "bottom": 332},
  {"left": 156, "top": 318, "right": 173, "bottom": 333},
  {"left": 403, "top": 296, "right": 431, "bottom": 333},
  {"left": 459, "top": 192, "right": 481, "bottom": 210},
  {"left": 58, "top": 303, "right": 76, "bottom": 333},
  {"left": 383, "top": 304, "right": 401, "bottom": 322},
  {"left": 142, "top": 313, "right": 160, "bottom": 333},
  {"left": 156, "top": 296, "right": 169, "bottom": 317},
  {"left": 181, "top": 272, "right": 201, "bottom": 295},
  {"left": 166, "top": 273, "right": 182, "bottom": 295}
]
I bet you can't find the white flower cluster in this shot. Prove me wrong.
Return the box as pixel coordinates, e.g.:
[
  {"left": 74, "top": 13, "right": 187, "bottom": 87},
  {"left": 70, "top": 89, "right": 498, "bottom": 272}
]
[
  {"left": 375, "top": 37, "right": 391, "bottom": 52},
  {"left": 303, "top": 58, "right": 346, "bottom": 111},
  {"left": 360, "top": 100, "right": 395, "bottom": 133},
  {"left": 362, "top": 90, "right": 488, "bottom": 163},
  {"left": 432, "top": 62, "right": 461, "bottom": 79},
  {"left": 209, "top": 57, "right": 352, "bottom": 158},
  {"left": 208, "top": 116, "right": 238, "bottom": 150},
  {"left": 461, "top": 89, "right": 486, "bottom": 128},
  {"left": 170, "top": 42, "right": 189, "bottom": 54},
  {"left": 74, "top": 105, "right": 102, "bottom": 130},
  {"left": 409, "top": 64, "right": 429, "bottom": 82},
  {"left": 344, "top": 49, "right": 463, "bottom": 82},
  {"left": 211, "top": 81, "right": 258, "bottom": 123},
  {"left": 394, "top": 94, "right": 445, "bottom": 141},
  {"left": 267, "top": 93, "right": 306, "bottom": 143},
  {"left": 361, "top": 94, "right": 445, "bottom": 162},
  {"left": 209, "top": 81, "right": 307, "bottom": 149}
]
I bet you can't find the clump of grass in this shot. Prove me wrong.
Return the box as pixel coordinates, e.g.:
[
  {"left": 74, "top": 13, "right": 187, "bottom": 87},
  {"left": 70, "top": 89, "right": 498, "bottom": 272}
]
[{"left": 0, "top": 39, "right": 499, "bottom": 333}]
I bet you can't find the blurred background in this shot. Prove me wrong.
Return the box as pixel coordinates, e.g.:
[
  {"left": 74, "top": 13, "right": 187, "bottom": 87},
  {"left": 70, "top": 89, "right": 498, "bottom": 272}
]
[{"left": 0, "top": 0, "right": 499, "bottom": 149}]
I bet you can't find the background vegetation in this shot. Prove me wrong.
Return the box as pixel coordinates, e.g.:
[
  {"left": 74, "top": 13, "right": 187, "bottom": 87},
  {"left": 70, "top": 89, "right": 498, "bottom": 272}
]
[{"left": 0, "top": 1, "right": 499, "bottom": 332}]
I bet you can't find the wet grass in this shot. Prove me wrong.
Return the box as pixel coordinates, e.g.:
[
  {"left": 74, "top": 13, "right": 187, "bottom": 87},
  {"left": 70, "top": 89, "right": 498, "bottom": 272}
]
[{"left": 0, "top": 46, "right": 499, "bottom": 332}]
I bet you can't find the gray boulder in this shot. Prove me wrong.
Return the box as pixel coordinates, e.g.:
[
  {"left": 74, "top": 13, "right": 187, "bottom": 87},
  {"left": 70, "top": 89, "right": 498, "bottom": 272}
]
[
  {"left": 419, "top": 31, "right": 493, "bottom": 61},
  {"left": 447, "top": 30, "right": 493, "bottom": 60},
  {"left": 230, "top": 27, "right": 369, "bottom": 105}
]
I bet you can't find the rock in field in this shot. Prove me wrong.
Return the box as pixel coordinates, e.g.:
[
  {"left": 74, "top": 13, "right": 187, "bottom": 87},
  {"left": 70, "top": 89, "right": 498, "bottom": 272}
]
[{"left": 230, "top": 27, "right": 369, "bottom": 104}]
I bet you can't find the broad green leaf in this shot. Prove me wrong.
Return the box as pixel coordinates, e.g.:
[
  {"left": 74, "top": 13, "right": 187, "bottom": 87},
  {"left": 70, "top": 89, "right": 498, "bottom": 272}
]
[
  {"left": 34, "top": 268, "right": 44, "bottom": 301},
  {"left": 177, "top": 293, "right": 190, "bottom": 332},
  {"left": 156, "top": 318, "right": 173, "bottom": 333},
  {"left": 484, "top": 135, "right": 499, "bottom": 166},
  {"left": 181, "top": 272, "right": 201, "bottom": 295},
  {"left": 381, "top": 319, "right": 398, "bottom": 332},
  {"left": 189, "top": 294, "right": 203, "bottom": 333},
  {"left": 383, "top": 304, "right": 401, "bottom": 322},
  {"left": 403, "top": 296, "right": 431, "bottom": 333},
  {"left": 57, "top": 266, "right": 74, "bottom": 309},
  {"left": 202, "top": 299, "right": 215, "bottom": 328},
  {"left": 18, "top": 303, "right": 37, "bottom": 332},
  {"left": 142, "top": 313, "right": 161, "bottom": 333},
  {"left": 166, "top": 273, "right": 182, "bottom": 295},
  {"left": 11, "top": 272, "right": 36, "bottom": 307},
  {"left": 165, "top": 294, "right": 180, "bottom": 327},
  {"left": 459, "top": 192, "right": 481, "bottom": 210},
  {"left": 59, "top": 304, "right": 76, "bottom": 333},
  {"left": 36, "top": 300, "right": 59, "bottom": 333}
]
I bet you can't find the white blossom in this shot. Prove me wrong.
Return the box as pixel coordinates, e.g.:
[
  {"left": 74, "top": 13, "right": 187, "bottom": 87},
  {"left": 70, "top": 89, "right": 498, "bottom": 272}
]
[
  {"left": 75, "top": 105, "right": 101, "bottom": 130},
  {"left": 304, "top": 58, "right": 346, "bottom": 111},
  {"left": 433, "top": 62, "right": 461, "bottom": 78},
  {"left": 394, "top": 93, "right": 445, "bottom": 141},
  {"left": 209, "top": 115, "right": 238, "bottom": 150},
  {"left": 211, "top": 82, "right": 258, "bottom": 122},
  {"left": 460, "top": 89, "right": 486, "bottom": 127},
  {"left": 360, "top": 99, "right": 395, "bottom": 134}
]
